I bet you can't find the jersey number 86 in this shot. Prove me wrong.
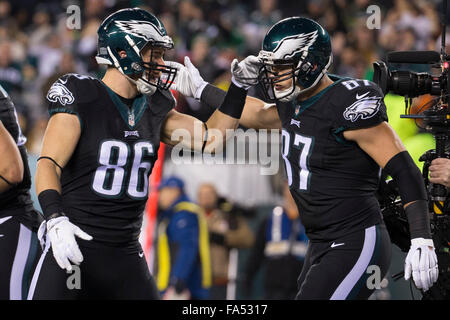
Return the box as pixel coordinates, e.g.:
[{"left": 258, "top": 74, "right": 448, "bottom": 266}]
[{"left": 92, "top": 140, "right": 154, "bottom": 199}]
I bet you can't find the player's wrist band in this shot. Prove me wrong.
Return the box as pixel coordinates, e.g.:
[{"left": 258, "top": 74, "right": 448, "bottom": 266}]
[
  {"left": 0, "top": 174, "right": 14, "bottom": 186},
  {"left": 200, "top": 84, "right": 226, "bottom": 109},
  {"left": 46, "top": 212, "right": 66, "bottom": 221},
  {"left": 202, "top": 122, "right": 208, "bottom": 153},
  {"left": 218, "top": 82, "right": 247, "bottom": 119},
  {"left": 38, "top": 189, "right": 64, "bottom": 220},
  {"left": 37, "top": 156, "right": 63, "bottom": 172},
  {"left": 194, "top": 82, "right": 209, "bottom": 100},
  {"left": 404, "top": 200, "right": 432, "bottom": 239}
]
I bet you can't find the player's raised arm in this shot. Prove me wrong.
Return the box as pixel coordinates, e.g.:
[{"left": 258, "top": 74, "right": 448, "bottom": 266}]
[
  {"left": 0, "top": 120, "right": 23, "bottom": 192},
  {"left": 194, "top": 60, "right": 281, "bottom": 130},
  {"left": 161, "top": 55, "right": 268, "bottom": 152},
  {"left": 240, "top": 96, "right": 281, "bottom": 130}
]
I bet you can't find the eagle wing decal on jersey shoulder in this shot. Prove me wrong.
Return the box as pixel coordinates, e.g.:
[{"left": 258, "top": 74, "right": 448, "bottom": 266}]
[
  {"left": 47, "top": 81, "right": 75, "bottom": 106},
  {"left": 343, "top": 95, "right": 382, "bottom": 122}
]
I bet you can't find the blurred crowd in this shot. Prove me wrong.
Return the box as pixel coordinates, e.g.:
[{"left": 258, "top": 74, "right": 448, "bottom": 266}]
[{"left": 0, "top": 0, "right": 446, "bottom": 154}]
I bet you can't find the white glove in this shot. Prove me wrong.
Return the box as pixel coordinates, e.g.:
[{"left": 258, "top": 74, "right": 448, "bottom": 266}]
[
  {"left": 404, "top": 237, "right": 439, "bottom": 291},
  {"left": 165, "top": 56, "right": 207, "bottom": 100},
  {"left": 230, "top": 55, "right": 262, "bottom": 89},
  {"left": 46, "top": 216, "right": 93, "bottom": 271}
]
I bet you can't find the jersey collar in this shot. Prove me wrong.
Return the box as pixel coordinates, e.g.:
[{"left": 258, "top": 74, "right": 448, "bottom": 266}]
[
  {"left": 101, "top": 82, "right": 148, "bottom": 130},
  {"left": 293, "top": 74, "right": 349, "bottom": 118}
]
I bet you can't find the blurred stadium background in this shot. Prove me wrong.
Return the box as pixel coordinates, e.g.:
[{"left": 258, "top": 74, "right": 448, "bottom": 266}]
[{"left": 2, "top": 0, "right": 448, "bottom": 299}]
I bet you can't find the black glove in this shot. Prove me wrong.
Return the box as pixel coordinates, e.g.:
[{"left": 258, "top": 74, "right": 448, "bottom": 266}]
[
  {"left": 209, "top": 231, "right": 226, "bottom": 245},
  {"left": 173, "top": 279, "right": 187, "bottom": 294}
]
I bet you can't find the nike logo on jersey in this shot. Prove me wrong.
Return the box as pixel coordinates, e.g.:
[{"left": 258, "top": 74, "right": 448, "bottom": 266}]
[
  {"left": 138, "top": 251, "right": 144, "bottom": 258},
  {"left": 356, "top": 91, "right": 370, "bottom": 100},
  {"left": 0, "top": 216, "right": 12, "bottom": 239},
  {"left": 331, "top": 242, "right": 345, "bottom": 248},
  {"left": 290, "top": 119, "right": 301, "bottom": 128},
  {"left": 0, "top": 216, "right": 12, "bottom": 225},
  {"left": 124, "top": 130, "right": 140, "bottom": 138}
]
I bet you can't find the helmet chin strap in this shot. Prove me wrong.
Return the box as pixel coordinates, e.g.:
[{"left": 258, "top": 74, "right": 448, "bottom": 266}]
[
  {"left": 135, "top": 78, "right": 157, "bottom": 95},
  {"left": 275, "top": 85, "right": 301, "bottom": 102},
  {"left": 125, "top": 74, "right": 157, "bottom": 96}
]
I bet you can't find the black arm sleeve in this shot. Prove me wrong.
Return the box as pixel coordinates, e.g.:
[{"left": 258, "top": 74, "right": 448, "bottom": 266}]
[
  {"left": 200, "top": 84, "right": 227, "bottom": 109},
  {"left": 384, "top": 151, "right": 431, "bottom": 239},
  {"left": 404, "top": 200, "right": 431, "bottom": 239},
  {"left": 218, "top": 82, "right": 248, "bottom": 119},
  {"left": 384, "top": 151, "right": 427, "bottom": 203}
]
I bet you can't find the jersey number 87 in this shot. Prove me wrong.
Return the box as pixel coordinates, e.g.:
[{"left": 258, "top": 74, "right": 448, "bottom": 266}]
[{"left": 282, "top": 129, "right": 314, "bottom": 192}]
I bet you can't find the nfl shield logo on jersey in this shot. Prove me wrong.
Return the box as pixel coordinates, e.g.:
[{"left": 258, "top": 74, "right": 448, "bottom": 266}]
[{"left": 128, "top": 113, "right": 135, "bottom": 126}]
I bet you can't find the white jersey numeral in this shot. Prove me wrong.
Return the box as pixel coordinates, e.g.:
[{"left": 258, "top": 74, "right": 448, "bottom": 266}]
[
  {"left": 282, "top": 129, "right": 313, "bottom": 191},
  {"left": 342, "top": 79, "right": 371, "bottom": 90},
  {"left": 92, "top": 140, "right": 154, "bottom": 199},
  {"left": 128, "top": 142, "right": 153, "bottom": 198},
  {"left": 293, "top": 134, "right": 313, "bottom": 191}
]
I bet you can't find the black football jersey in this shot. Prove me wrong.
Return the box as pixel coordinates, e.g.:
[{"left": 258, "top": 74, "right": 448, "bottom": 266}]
[
  {"left": 46, "top": 74, "right": 174, "bottom": 243},
  {"left": 276, "top": 75, "right": 387, "bottom": 241},
  {"left": 0, "top": 85, "right": 34, "bottom": 213}
]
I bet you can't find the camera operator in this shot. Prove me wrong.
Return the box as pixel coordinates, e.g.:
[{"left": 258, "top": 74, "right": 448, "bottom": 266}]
[{"left": 429, "top": 158, "right": 450, "bottom": 187}]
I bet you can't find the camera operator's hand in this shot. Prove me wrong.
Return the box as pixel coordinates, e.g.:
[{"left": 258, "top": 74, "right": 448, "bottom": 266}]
[
  {"left": 429, "top": 158, "right": 450, "bottom": 187},
  {"left": 404, "top": 238, "right": 439, "bottom": 291}
]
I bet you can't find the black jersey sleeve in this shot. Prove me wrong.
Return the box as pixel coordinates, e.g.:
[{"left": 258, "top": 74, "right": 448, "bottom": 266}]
[
  {"left": 0, "top": 88, "right": 20, "bottom": 144},
  {"left": 332, "top": 80, "right": 388, "bottom": 131},
  {"left": 147, "top": 88, "right": 176, "bottom": 117},
  {"left": 46, "top": 73, "right": 98, "bottom": 118}
]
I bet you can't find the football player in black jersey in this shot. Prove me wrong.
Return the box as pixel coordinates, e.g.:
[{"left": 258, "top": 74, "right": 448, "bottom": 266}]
[
  {"left": 252, "top": 17, "right": 438, "bottom": 299},
  {"left": 176, "top": 17, "right": 439, "bottom": 299},
  {"left": 0, "top": 85, "right": 43, "bottom": 299},
  {"left": 27, "top": 8, "right": 259, "bottom": 299}
]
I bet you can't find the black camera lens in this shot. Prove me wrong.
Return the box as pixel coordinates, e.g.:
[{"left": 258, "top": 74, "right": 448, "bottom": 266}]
[
  {"left": 390, "top": 71, "right": 438, "bottom": 97},
  {"left": 373, "top": 61, "right": 442, "bottom": 97}
]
